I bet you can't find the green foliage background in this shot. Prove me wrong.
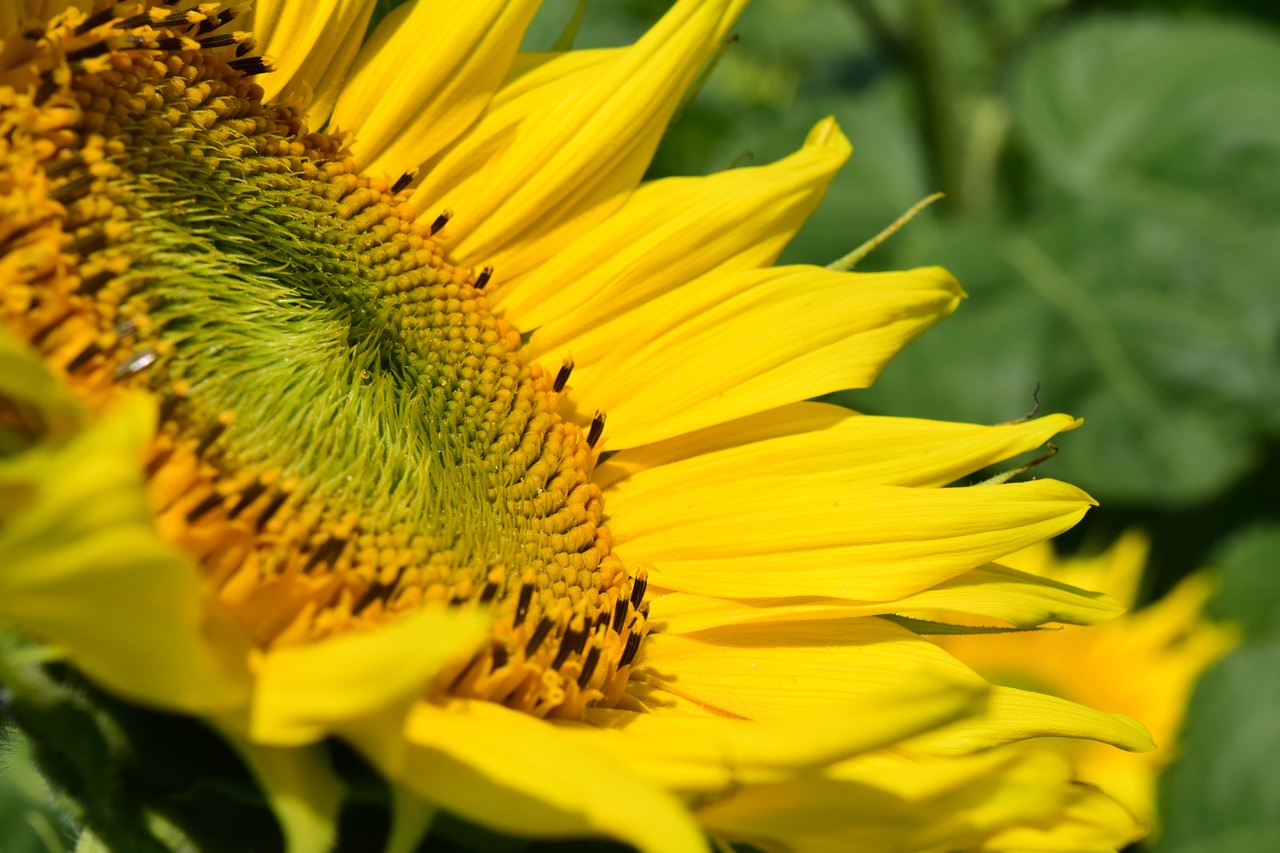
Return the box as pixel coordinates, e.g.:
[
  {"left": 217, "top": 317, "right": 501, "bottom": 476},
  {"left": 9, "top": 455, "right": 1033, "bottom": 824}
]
[{"left": 3, "top": 1, "right": 1279, "bottom": 851}]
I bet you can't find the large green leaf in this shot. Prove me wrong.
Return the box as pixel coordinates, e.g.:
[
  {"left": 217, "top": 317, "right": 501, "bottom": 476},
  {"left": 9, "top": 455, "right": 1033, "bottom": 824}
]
[
  {"left": 1156, "top": 642, "right": 1280, "bottom": 853},
  {"left": 850, "top": 17, "right": 1280, "bottom": 505}
]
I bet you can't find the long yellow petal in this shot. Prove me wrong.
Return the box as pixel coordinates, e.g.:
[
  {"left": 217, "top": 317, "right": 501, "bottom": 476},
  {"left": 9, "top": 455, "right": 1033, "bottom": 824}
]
[
  {"left": 649, "top": 562, "right": 1123, "bottom": 634},
  {"left": 384, "top": 699, "right": 708, "bottom": 853},
  {"left": 634, "top": 616, "right": 983, "bottom": 721},
  {"left": 411, "top": 0, "right": 747, "bottom": 278},
  {"left": 557, "top": 675, "right": 984, "bottom": 794},
  {"left": 501, "top": 118, "right": 852, "bottom": 342},
  {"left": 562, "top": 265, "right": 962, "bottom": 448},
  {"left": 0, "top": 390, "right": 250, "bottom": 714},
  {"left": 611, "top": 478, "right": 1094, "bottom": 601},
  {"left": 909, "top": 685, "right": 1155, "bottom": 754},
  {"left": 330, "top": 0, "right": 540, "bottom": 176},
  {"left": 698, "top": 750, "right": 1084, "bottom": 853},
  {"left": 250, "top": 608, "right": 489, "bottom": 745},
  {"left": 249, "top": 0, "right": 378, "bottom": 111},
  {"left": 598, "top": 408, "right": 1078, "bottom": 492}
]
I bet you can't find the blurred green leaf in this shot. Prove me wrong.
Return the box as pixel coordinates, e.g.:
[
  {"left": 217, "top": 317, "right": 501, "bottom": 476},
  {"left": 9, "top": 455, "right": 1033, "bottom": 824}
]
[
  {"left": 1207, "top": 523, "right": 1280, "bottom": 637},
  {"left": 1156, "top": 642, "right": 1280, "bottom": 853},
  {"left": 848, "top": 16, "right": 1280, "bottom": 506}
]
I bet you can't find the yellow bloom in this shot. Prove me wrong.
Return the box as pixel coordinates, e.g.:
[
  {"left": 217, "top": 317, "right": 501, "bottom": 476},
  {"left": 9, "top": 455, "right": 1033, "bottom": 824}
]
[
  {"left": 0, "top": 2, "right": 1154, "bottom": 851},
  {"left": 936, "top": 532, "right": 1236, "bottom": 835}
]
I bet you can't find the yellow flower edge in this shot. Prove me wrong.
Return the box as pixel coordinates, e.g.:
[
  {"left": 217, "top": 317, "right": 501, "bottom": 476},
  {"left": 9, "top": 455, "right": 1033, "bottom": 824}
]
[{"left": 0, "top": 2, "right": 1159, "bottom": 851}]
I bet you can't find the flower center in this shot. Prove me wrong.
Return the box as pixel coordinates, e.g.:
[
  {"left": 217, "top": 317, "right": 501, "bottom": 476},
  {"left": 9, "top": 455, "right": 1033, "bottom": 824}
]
[{"left": 0, "top": 3, "right": 648, "bottom": 719}]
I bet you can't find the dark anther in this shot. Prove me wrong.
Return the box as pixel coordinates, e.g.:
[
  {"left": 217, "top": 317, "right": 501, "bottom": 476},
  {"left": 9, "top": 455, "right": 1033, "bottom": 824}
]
[
  {"left": 65, "top": 230, "right": 109, "bottom": 256},
  {"left": 77, "top": 269, "right": 115, "bottom": 295},
  {"left": 44, "top": 154, "right": 85, "bottom": 177},
  {"left": 303, "top": 537, "right": 348, "bottom": 573},
  {"left": 50, "top": 172, "right": 95, "bottom": 202},
  {"left": 194, "top": 419, "right": 228, "bottom": 458},
  {"left": 577, "top": 646, "right": 602, "bottom": 688},
  {"left": 553, "top": 357, "right": 574, "bottom": 393},
  {"left": 35, "top": 75, "right": 57, "bottom": 105},
  {"left": 514, "top": 581, "right": 533, "bottom": 626},
  {"left": 629, "top": 575, "right": 648, "bottom": 609},
  {"left": 119, "top": 12, "right": 155, "bottom": 29},
  {"left": 229, "top": 56, "right": 272, "bottom": 76},
  {"left": 552, "top": 627, "right": 586, "bottom": 670},
  {"left": 67, "top": 41, "right": 111, "bottom": 61},
  {"left": 255, "top": 491, "right": 289, "bottom": 531},
  {"left": 199, "top": 33, "right": 240, "bottom": 49},
  {"left": 236, "top": 40, "right": 253, "bottom": 57},
  {"left": 428, "top": 209, "right": 452, "bottom": 235},
  {"left": 114, "top": 349, "right": 158, "bottom": 380},
  {"left": 74, "top": 7, "right": 117, "bottom": 34},
  {"left": 157, "top": 390, "right": 183, "bottom": 423},
  {"left": 638, "top": 600, "right": 650, "bottom": 619},
  {"left": 22, "top": 26, "right": 44, "bottom": 40},
  {"left": 474, "top": 266, "right": 493, "bottom": 290},
  {"left": 619, "top": 632, "right": 643, "bottom": 667},
  {"left": 144, "top": 446, "right": 173, "bottom": 479},
  {"left": 587, "top": 411, "right": 606, "bottom": 449},
  {"left": 491, "top": 644, "right": 509, "bottom": 670},
  {"left": 524, "top": 617, "right": 553, "bottom": 657},
  {"left": 185, "top": 492, "right": 224, "bottom": 523},
  {"left": 30, "top": 311, "right": 71, "bottom": 347},
  {"left": 153, "top": 36, "right": 194, "bottom": 51},
  {"left": 66, "top": 342, "right": 102, "bottom": 373},
  {"left": 479, "top": 579, "right": 500, "bottom": 603},
  {"left": 391, "top": 169, "right": 417, "bottom": 194},
  {"left": 198, "top": 8, "right": 238, "bottom": 35},
  {"left": 227, "top": 481, "right": 267, "bottom": 518},
  {"left": 611, "top": 598, "right": 629, "bottom": 634},
  {"left": 352, "top": 580, "right": 394, "bottom": 614}
]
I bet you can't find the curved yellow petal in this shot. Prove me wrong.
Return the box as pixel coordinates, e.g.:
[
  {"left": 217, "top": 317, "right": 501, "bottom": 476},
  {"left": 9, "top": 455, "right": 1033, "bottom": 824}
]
[
  {"left": 562, "top": 265, "right": 962, "bottom": 448},
  {"left": 502, "top": 117, "right": 852, "bottom": 342},
  {"left": 598, "top": 408, "right": 1079, "bottom": 493},
  {"left": 249, "top": 0, "right": 378, "bottom": 111},
  {"left": 411, "top": 0, "right": 747, "bottom": 278},
  {"left": 634, "top": 616, "right": 983, "bottom": 721},
  {"left": 649, "top": 562, "right": 1123, "bottom": 634},
  {"left": 331, "top": 0, "right": 540, "bottom": 176},
  {"left": 223, "top": 735, "right": 345, "bottom": 853},
  {"left": 909, "top": 685, "right": 1155, "bottom": 755},
  {"left": 558, "top": 675, "right": 984, "bottom": 794},
  {"left": 381, "top": 699, "right": 708, "bottom": 853},
  {"left": 612, "top": 478, "right": 1094, "bottom": 601},
  {"left": 0, "top": 386, "right": 250, "bottom": 714},
  {"left": 698, "top": 749, "right": 1086, "bottom": 853},
  {"left": 250, "top": 608, "right": 489, "bottom": 745}
]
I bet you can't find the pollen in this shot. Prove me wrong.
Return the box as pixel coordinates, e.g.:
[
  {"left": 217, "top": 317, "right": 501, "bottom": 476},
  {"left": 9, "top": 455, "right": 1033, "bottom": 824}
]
[{"left": 0, "top": 2, "right": 648, "bottom": 719}]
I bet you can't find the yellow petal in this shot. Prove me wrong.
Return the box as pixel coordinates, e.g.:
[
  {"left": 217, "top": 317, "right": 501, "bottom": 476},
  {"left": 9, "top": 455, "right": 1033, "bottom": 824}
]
[
  {"left": 634, "top": 615, "right": 983, "bottom": 721},
  {"left": 562, "top": 265, "right": 962, "bottom": 448},
  {"left": 698, "top": 749, "right": 1082, "bottom": 853},
  {"left": 249, "top": 0, "right": 379, "bottom": 110},
  {"left": 598, "top": 406, "right": 1079, "bottom": 492},
  {"left": 649, "top": 562, "right": 1123, "bottom": 634},
  {"left": 250, "top": 608, "right": 489, "bottom": 745},
  {"left": 558, "top": 675, "right": 984, "bottom": 794},
  {"left": 411, "top": 0, "right": 747, "bottom": 277},
  {"left": 909, "top": 685, "right": 1155, "bottom": 755},
  {"left": 222, "top": 734, "right": 345, "bottom": 853},
  {"left": 978, "top": 780, "right": 1146, "bottom": 853},
  {"left": 0, "top": 389, "right": 250, "bottom": 713},
  {"left": 330, "top": 0, "right": 540, "bottom": 176},
  {"left": 611, "top": 478, "right": 1094, "bottom": 601},
  {"left": 378, "top": 699, "right": 708, "bottom": 853},
  {"left": 501, "top": 117, "right": 852, "bottom": 343}
]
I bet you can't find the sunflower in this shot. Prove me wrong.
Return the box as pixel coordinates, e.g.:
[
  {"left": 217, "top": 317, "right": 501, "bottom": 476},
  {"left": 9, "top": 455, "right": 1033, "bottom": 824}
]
[
  {"left": 0, "top": 2, "right": 1154, "bottom": 851},
  {"left": 936, "top": 532, "right": 1236, "bottom": 837}
]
